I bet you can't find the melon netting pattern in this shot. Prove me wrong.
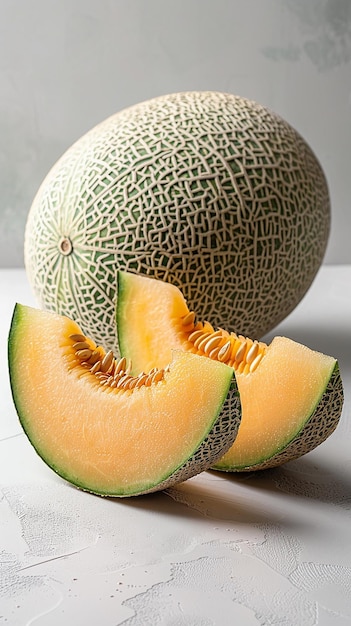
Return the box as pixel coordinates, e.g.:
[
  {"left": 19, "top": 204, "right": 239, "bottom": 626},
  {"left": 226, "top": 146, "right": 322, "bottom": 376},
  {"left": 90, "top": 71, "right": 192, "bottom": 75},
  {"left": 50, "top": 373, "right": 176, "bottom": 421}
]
[{"left": 24, "top": 92, "right": 330, "bottom": 352}]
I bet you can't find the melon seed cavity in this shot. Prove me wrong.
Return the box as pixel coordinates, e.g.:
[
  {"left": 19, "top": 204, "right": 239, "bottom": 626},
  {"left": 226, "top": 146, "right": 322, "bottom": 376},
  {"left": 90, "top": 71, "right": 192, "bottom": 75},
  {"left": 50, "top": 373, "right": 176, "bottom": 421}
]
[
  {"left": 181, "top": 312, "right": 267, "bottom": 374},
  {"left": 69, "top": 334, "right": 166, "bottom": 391}
]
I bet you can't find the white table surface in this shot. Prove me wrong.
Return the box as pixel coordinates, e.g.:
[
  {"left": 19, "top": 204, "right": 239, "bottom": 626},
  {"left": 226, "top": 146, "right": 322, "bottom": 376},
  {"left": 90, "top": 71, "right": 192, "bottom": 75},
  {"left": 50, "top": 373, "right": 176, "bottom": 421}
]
[{"left": 1, "top": 266, "right": 351, "bottom": 626}]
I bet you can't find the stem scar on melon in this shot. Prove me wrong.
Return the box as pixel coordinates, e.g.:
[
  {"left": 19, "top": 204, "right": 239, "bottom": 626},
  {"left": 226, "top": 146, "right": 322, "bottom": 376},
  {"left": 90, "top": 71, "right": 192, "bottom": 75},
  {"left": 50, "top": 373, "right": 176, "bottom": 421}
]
[
  {"left": 8, "top": 304, "right": 241, "bottom": 497},
  {"left": 116, "top": 270, "right": 344, "bottom": 472}
]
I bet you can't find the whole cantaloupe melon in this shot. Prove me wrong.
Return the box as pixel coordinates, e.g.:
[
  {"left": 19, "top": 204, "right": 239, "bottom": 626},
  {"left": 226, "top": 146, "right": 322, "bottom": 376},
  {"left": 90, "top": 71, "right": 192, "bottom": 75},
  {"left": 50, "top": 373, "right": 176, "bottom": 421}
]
[{"left": 24, "top": 91, "right": 330, "bottom": 352}]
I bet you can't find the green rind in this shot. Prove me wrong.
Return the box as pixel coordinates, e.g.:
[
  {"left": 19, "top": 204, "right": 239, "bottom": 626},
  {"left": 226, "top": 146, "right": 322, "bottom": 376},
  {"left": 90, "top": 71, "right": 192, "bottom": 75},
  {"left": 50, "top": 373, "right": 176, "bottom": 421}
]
[
  {"left": 8, "top": 304, "right": 241, "bottom": 497},
  {"left": 8, "top": 304, "right": 27, "bottom": 431},
  {"left": 212, "top": 363, "right": 344, "bottom": 472}
]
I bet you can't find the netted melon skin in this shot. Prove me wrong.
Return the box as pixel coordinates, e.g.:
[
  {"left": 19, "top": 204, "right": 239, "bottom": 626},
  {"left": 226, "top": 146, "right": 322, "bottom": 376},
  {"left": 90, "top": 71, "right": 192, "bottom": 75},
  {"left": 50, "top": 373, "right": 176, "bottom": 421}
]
[
  {"left": 213, "top": 365, "right": 344, "bottom": 473},
  {"left": 141, "top": 385, "right": 241, "bottom": 495},
  {"left": 25, "top": 91, "right": 330, "bottom": 352}
]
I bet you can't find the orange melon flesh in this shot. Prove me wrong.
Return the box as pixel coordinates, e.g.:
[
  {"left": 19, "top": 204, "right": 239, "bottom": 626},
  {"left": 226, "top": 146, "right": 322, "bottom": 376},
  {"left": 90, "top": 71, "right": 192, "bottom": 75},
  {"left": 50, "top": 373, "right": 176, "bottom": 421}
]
[
  {"left": 214, "top": 336, "right": 336, "bottom": 469},
  {"left": 117, "top": 271, "right": 343, "bottom": 470},
  {"left": 8, "top": 304, "right": 235, "bottom": 496},
  {"left": 117, "top": 271, "right": 189, "bottom": 374}
]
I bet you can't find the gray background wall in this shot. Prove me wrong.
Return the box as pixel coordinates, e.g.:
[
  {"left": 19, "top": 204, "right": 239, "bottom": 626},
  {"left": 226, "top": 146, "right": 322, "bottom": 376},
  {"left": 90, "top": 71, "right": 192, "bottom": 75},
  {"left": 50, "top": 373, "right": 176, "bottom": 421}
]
[{"left": 1, "top": 0, "right": 350, "bottom": 267}]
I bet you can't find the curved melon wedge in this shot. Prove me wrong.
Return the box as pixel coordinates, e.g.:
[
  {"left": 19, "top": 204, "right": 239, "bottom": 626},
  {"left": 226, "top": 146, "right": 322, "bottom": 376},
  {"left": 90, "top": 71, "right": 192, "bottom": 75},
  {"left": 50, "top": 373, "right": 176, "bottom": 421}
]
[
  {"left": 8, "top": 304, "right": 241, "bottom": 496},
  {"left": 117, "top": 270, "right": 189, "bottom": 373},
  {"left": 117, "top": 271, "right": 344, "bottom": 471},
  {"left": 214, "top": 336, "right": 343, "bottom": 471}
]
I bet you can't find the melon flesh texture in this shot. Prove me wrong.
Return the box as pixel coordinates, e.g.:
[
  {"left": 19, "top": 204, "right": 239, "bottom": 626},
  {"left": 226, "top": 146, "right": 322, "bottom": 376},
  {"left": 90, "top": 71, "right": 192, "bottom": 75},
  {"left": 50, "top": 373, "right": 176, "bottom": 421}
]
[
  {"left": 214, "top": 336, "right": 337, "bottom": 470},
  {"left": 117, "top": 270, "right": 189, "bottom": 374},
  {"left": 8, "top": 304, "right": 237, "bottom": 496},
  {"left": 117, "top": 270, "right": 344, "bottom": 470}
]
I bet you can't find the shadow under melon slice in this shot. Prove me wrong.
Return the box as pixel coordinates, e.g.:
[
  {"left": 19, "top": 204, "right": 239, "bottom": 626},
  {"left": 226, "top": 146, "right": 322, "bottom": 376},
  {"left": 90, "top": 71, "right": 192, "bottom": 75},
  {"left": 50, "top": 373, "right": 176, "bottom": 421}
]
[
  {"left": 116, "top": 270, "right": 344, "bottom": 471},
  {"left": 8, "top": 304, "right": 241, "bottom": 496}
]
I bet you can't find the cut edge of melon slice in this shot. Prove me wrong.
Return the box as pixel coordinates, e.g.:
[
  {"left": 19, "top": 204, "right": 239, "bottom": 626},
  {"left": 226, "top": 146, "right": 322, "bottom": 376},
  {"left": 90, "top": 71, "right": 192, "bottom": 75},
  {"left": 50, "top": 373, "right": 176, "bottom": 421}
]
[
  {"left": 116, "top": 270, "right": 344, "bottom": 471},
  {"left": 213, "top": 336, "right": 343, "bottom": 471},
  {"left": 8, "top": 303, "right": 241, "bottom": 496},
  {"left": 117, "top": 270, "right": 189, "bottom": 374}
]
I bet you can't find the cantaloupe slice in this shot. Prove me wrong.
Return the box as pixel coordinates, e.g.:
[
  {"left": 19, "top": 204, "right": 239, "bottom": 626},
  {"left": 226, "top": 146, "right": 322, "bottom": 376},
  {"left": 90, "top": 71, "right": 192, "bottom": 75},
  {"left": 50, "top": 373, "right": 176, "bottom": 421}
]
[
  {"left": 8, "top": 304, "right": 241, "bottom": 496},
  {"left": 117, "top": 271, "right": 344, "bottom": 471}
]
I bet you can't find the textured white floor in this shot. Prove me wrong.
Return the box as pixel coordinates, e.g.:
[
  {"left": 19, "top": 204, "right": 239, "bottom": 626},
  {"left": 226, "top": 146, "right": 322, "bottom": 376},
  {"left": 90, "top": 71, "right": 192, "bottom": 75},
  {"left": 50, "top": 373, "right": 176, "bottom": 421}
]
[{"left": 1, "top": 266, "right": 351, "bottom": 625}]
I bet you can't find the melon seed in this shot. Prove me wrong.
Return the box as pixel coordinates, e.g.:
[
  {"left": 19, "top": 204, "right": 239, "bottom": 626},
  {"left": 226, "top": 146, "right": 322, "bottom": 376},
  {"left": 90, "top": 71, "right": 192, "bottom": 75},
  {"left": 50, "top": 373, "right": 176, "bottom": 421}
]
[
  {"left": 193, "top": 332, "right": 211, "bottom": 350},
  {"left": 250, "top": 353, "right": 264, "bottom": 373},
  {"left": 208, "top": 346, "right": 222, "bottom": 360},
  {"left": 88, "top": 350, "right": 101, "bottom": 365},
  {"left": 181, "top": 311, "right": 196, "bottom": 327},
  {"left": 69, "top": 334, "right": 87, "bottom": 343},
  {"left": 125, "top": 377, "right": 139, "bottom": 390},
  {"left": 116, "top": 374, "right": 131, "bottom": 388},
  {"left": 76, "top": 348, "right": 93, "bottom": 361},
  {"left": 217, "top": 341, "right": 231, "bottom": 362},
  {"left": 234, "top": 341, "right": 248, "bottom": 365},
  {"left": 73, "top": 341, "right": 91, "bottom": 351},
  {"left": 188, "top": 329, "right": 205, "bottom": 343},
  {"left": 152, "top": 369, "right": 165, "bottom": 383},
  {"left": 197, "top": 333, "right": 216, "bottom": 353},
  {"left": 90, "top": 361, "right": 101, "bottom": 374},
  {"left": 203, "top": 334, "right": 224, "bottom": 355},
  {"left": 246, "top": 341, "right": 259, "bottom": 364},
  {"left": 134, "top": 374, "right": 149, "bottom": 388},
  {"left": 100, "top": 350, "right": 114, "bottom": 373},
  {"left": 115, "top": 357, "right": 127, "bottom": 376}
]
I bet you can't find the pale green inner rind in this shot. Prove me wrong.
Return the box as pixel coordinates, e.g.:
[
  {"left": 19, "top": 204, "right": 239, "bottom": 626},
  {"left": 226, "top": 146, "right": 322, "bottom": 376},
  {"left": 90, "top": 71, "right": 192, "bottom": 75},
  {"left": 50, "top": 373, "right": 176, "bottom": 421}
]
[{"left": 116, "top": 270, "right": 134, "bottom": 368}]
